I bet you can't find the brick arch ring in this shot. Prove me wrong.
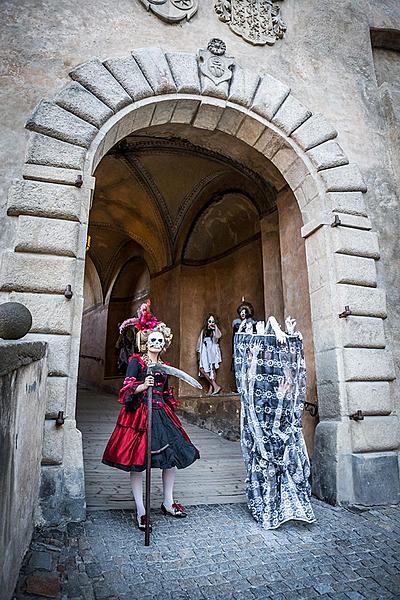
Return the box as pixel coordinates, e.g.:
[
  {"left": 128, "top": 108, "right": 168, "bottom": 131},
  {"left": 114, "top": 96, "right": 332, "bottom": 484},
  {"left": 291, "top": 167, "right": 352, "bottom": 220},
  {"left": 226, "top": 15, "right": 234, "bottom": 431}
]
[{"left": 3, "top": 46, "right": 397, "bottom": 517}]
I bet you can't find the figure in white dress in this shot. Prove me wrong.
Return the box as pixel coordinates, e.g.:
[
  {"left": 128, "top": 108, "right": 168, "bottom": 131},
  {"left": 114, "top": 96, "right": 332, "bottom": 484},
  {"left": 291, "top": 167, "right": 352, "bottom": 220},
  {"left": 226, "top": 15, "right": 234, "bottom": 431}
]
[{"left": 196, "top": 314, "right": 222, "bottom": 396}]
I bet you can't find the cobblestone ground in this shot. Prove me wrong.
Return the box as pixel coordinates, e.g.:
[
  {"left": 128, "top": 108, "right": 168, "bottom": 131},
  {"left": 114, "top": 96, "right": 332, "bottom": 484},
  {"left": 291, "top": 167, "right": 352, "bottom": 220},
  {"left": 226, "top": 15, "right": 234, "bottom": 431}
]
[{"left": 13, "top": 500, "right": 400, "bottom": 600}]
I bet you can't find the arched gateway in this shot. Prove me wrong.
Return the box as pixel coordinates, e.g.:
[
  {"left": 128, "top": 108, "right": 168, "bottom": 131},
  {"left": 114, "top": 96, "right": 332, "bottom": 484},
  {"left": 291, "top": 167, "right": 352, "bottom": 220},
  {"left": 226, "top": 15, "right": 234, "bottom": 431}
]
[{"left": 1, "top": 44, "right": 398, "bottom": 524}]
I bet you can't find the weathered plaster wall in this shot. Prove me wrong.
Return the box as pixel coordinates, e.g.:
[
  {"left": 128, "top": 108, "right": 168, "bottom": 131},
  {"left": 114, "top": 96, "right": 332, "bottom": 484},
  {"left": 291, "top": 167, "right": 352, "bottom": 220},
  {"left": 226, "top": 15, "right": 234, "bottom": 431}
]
[{"left": 0, "top": 341, "right": 47, "bottom": 600}]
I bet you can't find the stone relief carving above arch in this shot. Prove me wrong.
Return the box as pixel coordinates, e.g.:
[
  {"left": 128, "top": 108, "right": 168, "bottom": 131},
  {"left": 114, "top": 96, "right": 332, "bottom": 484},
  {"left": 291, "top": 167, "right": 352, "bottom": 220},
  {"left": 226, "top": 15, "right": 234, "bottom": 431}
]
[
  {"left": 139, "top": 0, "right": 198, "bottom": 23},
  {"left": 215, "top": 0, "right": 286, "bottom": 46},
  {"left": 198, "top": 39, "right": 235, "bottom": 87}
]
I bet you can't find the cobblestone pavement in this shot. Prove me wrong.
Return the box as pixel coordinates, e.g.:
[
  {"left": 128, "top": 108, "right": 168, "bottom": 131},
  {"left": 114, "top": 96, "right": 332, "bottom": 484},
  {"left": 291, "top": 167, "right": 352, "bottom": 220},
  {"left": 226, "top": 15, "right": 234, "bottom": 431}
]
[{"left": 14, "top": 500, "right": 400, "bottom": 600}]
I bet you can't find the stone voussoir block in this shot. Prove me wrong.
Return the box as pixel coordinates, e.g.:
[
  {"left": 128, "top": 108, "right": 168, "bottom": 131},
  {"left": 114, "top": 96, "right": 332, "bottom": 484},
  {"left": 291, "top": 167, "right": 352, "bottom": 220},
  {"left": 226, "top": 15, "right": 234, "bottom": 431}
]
[
  {"left": 336, "top": 284, "right": 387, "bottom": 318},
  {"left": 15, "top": 215, "right": 80, "bottom": 258},
  {"left": 307, "top": 140, "right": 349, "bottom": 171},
  {"left": 335, "top": 254, "right": 377, "bottom": 287},
  {"left": 193, "top": 99, "right": 225, "bottom": 131},
  {"left": 254, "top": 128, "right": 287, "bottom": 159},
  {"left": 150, "top": 98, "right": 178, "bottom": 127},
  {"left": 271, "top": 146, "right": 298, "bottom": 174},
  {"left": 46, "top": 376, "right": 68, "bottom": 418},
  {"left": 320, "top": 164, "right": 367, "bottom": 193},
  {"left": 165, "top": 52, "right": 201, "bottom": 94},
  {"left": 236, "top": 114, "right": 265, "bottom": 146},
  {"left": 171, "top": 98, "right": 201, "bottom": 125},
  {"left": 25, "top": 333, "right": 72, "bottom": 376},
  {"left": 9, "top": 292, "right": 73, "bottom": 335},
  {"left": 350, "top": 416, "right": 400, "bottom": 453},
  {"left": 104, "top": 54, "right": 153, "bottom": 101},
  {"left": 69, "top": 58, "right": 132, "bottom": 112},
  {"left": 341, "top": 315, "right": 386, "bottom": 349},
  {"left": 346, "top": 381, "right": 391, "bottom": 416},
  {"left": 132, "top": 47, "right": 176, "bottom": 95},
  {"left": 25, "top": 133, "right": 86, "bottom": 170},
  {"left": 331, "top": 227, "right": 380, "bottom": 259},
  {"left": 328, "top": 191, "right": 368, "bottom": 216},
  {"left": 343, "top": 347, "right": 395, "bottom": 382},
  {"left": 42, "top": 419, "right": 65, "bottom": 465},
  {"left": 284, "top": 157, "right": 310, "bottom": 191},
  {"left": 0, "top": 252, "right": 76, "bottom": 295},
  {"left": 26, "top": 100, "right": 97, "bottom": 148},
  {"left": 7, "top": 179, "right": 91, "bottom": 222},
  {"left": 271, "top": 94, "right": 312, "bottom": 136},
  {"left": 251, "top": 74, "right": 290, "bottom": 121},
  {"left": 216, "top": 105, "right": 245, "bottom": 136},
  {"left": 228, "top": 66, "right": 260, "bottom": 108},
  {"left": 54, "top": 82, "right": 113, "bottom": 128},
  {"left": 291, "top": 112, "right": 338, "bottom": 151}
]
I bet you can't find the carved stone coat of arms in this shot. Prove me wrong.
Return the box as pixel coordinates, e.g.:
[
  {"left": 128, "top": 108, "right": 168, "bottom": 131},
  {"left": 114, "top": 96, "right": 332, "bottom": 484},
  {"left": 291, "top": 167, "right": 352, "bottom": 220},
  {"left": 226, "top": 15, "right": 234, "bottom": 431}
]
[
  {"left": 139, "top": 0, "right": 198, "bottom": 23},
  {"left": 215, "top": 0, "right": 286, "bottom": 46}
]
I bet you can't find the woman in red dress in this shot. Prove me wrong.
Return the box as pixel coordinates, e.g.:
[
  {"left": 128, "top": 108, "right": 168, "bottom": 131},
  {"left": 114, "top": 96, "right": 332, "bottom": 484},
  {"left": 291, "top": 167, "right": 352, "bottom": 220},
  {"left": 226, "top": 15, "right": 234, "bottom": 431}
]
[{"left": 102, "top": 307, "right": 200, "bottom": 531}]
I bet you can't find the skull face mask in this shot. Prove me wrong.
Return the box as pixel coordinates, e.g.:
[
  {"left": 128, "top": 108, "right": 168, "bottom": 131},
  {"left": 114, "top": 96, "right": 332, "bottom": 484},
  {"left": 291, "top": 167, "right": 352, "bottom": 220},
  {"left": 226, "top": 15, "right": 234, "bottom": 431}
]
[{"left": 147, "top": 331, "right": 165, "bottom": 353}]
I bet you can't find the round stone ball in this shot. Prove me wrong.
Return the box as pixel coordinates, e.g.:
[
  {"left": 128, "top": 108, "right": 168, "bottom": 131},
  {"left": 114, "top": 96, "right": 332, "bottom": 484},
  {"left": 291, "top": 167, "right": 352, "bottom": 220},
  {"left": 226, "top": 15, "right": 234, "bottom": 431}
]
[{"left": 0, "top": 302, "right": 33, "bottom": 340}]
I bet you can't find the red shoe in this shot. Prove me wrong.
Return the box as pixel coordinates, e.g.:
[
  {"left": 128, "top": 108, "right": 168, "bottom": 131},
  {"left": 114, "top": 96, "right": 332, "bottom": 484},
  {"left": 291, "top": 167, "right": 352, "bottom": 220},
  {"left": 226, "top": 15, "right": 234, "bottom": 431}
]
[
  {"left": 161, "top": 502, "right": 187, "bottom": 518},
  {"left": 137, "top": 514, "right": 152, "bottom": 532}
]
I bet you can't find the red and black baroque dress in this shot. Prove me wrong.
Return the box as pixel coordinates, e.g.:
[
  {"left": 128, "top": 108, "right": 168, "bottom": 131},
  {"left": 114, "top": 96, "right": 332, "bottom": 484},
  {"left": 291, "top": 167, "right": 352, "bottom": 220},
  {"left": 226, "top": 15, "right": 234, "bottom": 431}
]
[{"left": 102, "top": 354, "right": 200, "bottom": 472}]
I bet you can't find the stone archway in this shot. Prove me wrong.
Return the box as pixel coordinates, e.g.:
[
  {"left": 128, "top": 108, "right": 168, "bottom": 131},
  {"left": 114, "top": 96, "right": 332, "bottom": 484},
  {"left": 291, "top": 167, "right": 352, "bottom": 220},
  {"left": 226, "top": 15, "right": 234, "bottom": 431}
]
[{"left": 1, "top": 45, "right": 397, "bottom": 523}]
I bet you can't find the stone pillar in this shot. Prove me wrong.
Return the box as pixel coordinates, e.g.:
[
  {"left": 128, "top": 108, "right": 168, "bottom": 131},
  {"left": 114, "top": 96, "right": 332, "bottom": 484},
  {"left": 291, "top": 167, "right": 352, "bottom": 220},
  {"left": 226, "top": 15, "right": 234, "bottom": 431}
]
[
  {"left": 1, "top": 176, "right": 94, "bottom": 524},
  {"left": 302, "top": 196, "right": 399, "bottom": 506},
  {"left": 260, "top": 212, "right": 284, "bottom": 323}
]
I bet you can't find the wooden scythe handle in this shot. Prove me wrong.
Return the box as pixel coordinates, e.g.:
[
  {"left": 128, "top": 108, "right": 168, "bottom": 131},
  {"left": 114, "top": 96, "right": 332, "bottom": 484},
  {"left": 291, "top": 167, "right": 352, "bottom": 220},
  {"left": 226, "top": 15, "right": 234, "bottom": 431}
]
[{"left": 145, "top": 366, "right": 153, "bottom": 546}]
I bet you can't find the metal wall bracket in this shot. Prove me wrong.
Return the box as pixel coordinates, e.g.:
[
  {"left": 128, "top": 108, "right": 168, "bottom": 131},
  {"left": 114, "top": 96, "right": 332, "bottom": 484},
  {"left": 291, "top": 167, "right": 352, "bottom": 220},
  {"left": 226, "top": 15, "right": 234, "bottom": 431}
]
[
  {"left": 64, "top": 285, "right": 73, "bottom": 299},
  {"left": 55, "top": 411, "right": 65, "bottom": 427},
  {"left": 74, "top": 174, "right": 83, "bottom": 188},
  {"left": 349, "top": 410, "right": 364, "bottom": 421},
  {"left": 304, "top": 402, "right": 318, "bottom": 417},
  {"left": 339, "top": 306, "right": 351, "bottom": 318}
]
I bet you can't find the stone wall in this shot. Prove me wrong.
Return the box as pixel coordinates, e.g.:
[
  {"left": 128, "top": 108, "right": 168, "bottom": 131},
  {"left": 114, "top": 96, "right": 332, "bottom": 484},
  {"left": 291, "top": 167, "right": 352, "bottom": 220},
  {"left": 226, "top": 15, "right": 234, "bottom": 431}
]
[{"left": 0, "top": 341, "right": 47, "bottom": 600}]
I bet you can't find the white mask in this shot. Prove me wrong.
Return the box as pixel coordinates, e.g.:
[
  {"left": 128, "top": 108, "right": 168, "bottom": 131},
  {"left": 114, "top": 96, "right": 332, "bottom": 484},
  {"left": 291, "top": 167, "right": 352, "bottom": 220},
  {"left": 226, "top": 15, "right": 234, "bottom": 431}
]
[
  {"left": 208, "top": 316, "right": 215, "bottom": 327},
  {"left": 147, "top": 331, "right": 165, "bottom": 352}
]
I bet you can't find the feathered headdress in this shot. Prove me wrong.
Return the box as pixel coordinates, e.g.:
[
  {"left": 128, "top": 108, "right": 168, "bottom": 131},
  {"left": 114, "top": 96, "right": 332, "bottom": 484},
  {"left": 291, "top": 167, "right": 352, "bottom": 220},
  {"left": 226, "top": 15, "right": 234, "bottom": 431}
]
[
  {"left": 119, "top": 299, "right": 173, "bottom": 352},
  {"left": 119, "top": 299, "right": 159, "bottom": 334}
]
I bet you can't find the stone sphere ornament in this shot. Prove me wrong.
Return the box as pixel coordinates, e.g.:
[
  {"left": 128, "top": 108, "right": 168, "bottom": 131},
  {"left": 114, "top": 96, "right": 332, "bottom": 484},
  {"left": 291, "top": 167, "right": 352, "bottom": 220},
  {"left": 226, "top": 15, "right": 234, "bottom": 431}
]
[{"left": 0, "top": 302, "right": 33, "bottom": 340}]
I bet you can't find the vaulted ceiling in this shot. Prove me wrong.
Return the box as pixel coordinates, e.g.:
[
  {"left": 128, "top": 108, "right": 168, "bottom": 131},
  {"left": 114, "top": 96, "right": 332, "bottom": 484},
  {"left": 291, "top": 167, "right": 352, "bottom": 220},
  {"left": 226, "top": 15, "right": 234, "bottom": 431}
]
[{"left": 88, "top": 126, "right": 284, "bottom": 296}]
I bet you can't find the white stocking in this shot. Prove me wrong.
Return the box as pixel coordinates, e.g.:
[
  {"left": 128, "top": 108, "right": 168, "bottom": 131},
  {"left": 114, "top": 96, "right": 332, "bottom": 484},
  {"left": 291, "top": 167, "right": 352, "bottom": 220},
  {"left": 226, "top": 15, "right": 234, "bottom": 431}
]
[
  {"left": 162, "top": 467, "right": 176, "bottom": 509},
  {"left": 130, "top": 471, "right": 145, "bottom": 517}
]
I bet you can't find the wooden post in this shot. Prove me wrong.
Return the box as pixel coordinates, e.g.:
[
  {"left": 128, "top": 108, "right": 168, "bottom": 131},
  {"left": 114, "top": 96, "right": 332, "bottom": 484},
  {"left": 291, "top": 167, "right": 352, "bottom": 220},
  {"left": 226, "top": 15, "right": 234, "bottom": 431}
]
[{"left": 144, "top": 366, "right": 153, "bottom": 546}]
